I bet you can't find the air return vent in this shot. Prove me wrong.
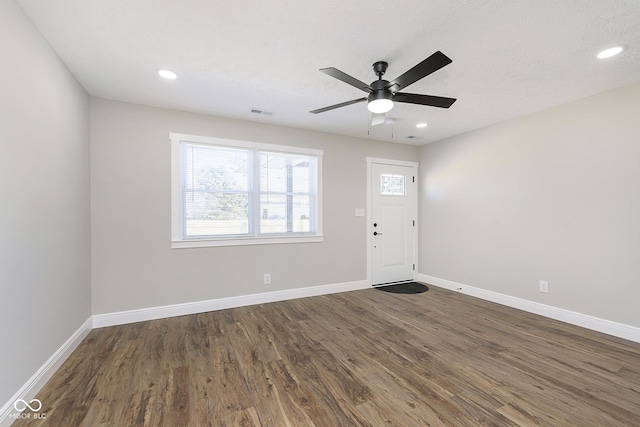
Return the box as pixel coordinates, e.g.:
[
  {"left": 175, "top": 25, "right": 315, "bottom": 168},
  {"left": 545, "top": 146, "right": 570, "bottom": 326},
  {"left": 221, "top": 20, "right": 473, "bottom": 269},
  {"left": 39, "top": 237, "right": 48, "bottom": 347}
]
[{"left": 250, "top": 108, "right": 274, "bottom": 116}]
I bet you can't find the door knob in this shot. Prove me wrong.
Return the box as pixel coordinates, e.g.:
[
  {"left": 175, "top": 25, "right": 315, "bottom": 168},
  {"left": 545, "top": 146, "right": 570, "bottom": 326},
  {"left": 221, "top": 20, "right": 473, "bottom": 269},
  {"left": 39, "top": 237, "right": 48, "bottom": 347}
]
[{"left": 373, "top": 231, "right": 382, "bottom": 236}]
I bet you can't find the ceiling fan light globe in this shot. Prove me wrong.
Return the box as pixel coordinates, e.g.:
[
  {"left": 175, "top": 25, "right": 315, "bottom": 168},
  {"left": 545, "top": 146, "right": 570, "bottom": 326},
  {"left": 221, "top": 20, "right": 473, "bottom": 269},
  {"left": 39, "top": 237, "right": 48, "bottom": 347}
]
[{"left": 367, "top": 99, "right": 394, "bottom": 114}]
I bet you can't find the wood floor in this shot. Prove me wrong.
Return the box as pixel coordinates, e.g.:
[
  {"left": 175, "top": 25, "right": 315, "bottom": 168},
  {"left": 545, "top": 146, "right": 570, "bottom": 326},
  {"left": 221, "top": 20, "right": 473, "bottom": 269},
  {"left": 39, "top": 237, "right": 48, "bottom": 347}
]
[{"left": 13, "top": 285, "right": 640, "bottom": 426}]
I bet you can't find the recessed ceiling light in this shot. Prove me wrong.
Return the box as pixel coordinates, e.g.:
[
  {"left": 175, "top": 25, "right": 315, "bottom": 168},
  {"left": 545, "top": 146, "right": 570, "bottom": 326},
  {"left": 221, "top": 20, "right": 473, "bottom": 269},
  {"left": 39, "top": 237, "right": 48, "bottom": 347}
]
[
  {"left": 416, "top": 123, "right": 428, "bottom": 128},
  {"left": 597, "top": 46, "right": 624, "bottom": 59},
  {"left": 157, "top": 69, "right": 177, "bottom": 79}
]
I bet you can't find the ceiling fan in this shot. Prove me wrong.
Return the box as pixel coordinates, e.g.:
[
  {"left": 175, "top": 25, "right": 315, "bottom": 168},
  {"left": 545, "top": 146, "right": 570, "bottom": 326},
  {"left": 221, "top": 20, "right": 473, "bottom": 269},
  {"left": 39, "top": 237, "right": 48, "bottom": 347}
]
[{"left": 310, "top": 51, "right": 456, "bottom": 124}]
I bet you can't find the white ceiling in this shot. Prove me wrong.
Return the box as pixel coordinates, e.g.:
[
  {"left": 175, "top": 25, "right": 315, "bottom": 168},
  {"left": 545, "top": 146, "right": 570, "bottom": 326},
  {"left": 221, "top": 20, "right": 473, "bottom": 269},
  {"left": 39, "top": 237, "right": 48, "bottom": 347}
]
[{"left": 17, "top": 0, "right": 640, "bottom": 145}]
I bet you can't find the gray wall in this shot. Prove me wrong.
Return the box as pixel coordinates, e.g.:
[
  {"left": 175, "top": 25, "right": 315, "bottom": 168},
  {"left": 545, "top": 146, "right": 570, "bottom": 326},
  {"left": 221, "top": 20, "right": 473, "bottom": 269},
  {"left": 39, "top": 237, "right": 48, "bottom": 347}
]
[
  {"left": 90, "top": 98, "right": 419, "bottom": 314},
  {"left": 419, "top": 82, "right": 640, "bottom": 327},
  {"left": 0, "top": 0, "right": 91, "bottom": 406}
]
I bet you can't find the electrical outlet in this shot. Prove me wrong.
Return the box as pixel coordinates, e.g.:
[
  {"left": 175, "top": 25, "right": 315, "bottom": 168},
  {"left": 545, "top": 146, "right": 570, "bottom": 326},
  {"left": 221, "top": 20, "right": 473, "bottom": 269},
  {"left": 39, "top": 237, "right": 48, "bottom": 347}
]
[
  {"left": 263, "top": 273, "right": 271, "bottom": 285},
  {"left": 539, "top": 280, "right": 549, "bottom": 293}
]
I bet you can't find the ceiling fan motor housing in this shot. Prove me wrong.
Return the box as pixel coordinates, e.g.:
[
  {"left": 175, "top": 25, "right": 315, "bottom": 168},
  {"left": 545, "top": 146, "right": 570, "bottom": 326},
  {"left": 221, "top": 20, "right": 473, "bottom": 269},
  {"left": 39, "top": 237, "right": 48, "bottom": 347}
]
[
  {"left": 369, "top": 79, "right": 393, "bottom": 102},
  {"left": 367, "top": 79, "right": 394, "bottom": 113},
  {"left": 368, "top": 82, "right": 393, "bottom": 102}
]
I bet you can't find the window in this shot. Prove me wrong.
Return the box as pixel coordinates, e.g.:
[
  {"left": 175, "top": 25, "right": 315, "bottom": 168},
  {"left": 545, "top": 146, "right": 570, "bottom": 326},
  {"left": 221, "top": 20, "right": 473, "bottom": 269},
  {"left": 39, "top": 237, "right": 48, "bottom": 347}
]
[
  {"left": 380, "top": 174, "right": 406, "bottom": 196},
  {"left": 171, "top": 133, "right": 323, "bottom": 248}
]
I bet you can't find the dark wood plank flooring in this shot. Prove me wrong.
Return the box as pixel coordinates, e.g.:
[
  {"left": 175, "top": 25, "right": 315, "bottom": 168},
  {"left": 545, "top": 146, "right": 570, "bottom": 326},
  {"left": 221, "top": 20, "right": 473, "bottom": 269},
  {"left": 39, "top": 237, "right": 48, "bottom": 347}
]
[{"left": 13, "top": 285, "right": 640, "bottom": 426}]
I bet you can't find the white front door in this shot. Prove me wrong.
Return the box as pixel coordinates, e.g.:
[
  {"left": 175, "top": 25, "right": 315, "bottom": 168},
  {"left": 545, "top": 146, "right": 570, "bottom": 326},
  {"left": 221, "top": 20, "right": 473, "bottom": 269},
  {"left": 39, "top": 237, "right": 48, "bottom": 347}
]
[{"left": 370, "top": 161, "right": 416, "bottom": 285}]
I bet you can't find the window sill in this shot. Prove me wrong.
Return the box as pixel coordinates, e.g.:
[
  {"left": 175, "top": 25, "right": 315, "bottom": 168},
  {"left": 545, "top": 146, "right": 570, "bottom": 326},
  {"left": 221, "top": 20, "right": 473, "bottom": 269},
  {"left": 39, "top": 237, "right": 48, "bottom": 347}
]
[{"left": 171, "top": 235, "right": 324, "bottom": 249}]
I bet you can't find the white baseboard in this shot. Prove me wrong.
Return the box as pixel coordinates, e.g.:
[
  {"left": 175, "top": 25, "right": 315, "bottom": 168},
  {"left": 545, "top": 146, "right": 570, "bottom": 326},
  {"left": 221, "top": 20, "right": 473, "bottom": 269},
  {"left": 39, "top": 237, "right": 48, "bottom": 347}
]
[
  {"left": 93, "top": 279, "right": 371, "bottom": 328},
  {"left": 0, "top": 317, "right": 93, "bottom": 427},
  {"left": 418, "top": 274, "right": 640, "bottom": 344}
]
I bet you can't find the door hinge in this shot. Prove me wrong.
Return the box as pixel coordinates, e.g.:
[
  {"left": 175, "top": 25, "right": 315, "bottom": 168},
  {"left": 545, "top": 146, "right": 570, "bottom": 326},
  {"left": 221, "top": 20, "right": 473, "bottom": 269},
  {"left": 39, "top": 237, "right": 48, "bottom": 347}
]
[
  {"left": 413, "top": 176, "right": 415, "bottom": 183},
  {"left": 412, "top": 220, "right": 415, "bottom": 226},
  {"left": 413, "top": 264, "right": 415, "bottom": 271}
]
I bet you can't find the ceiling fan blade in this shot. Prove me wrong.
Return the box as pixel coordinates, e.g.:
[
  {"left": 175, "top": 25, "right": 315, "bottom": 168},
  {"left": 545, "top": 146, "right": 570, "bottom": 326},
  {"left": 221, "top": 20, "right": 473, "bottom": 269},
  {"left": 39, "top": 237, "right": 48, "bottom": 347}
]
[
  {"left": 387, "top": 51, "right": 452, "bottom": 91},
  {"left": 309, "top": 97, "right": 367, "bottom": 114},
  {"left": 319, "top": 67, "right": 371, "bottom": 92},
  {"left": 394, "top": 92, "right": 457, "bottom": 109},
  {"left": 371, "top": 112, "right": 385, "bottom": 126}
]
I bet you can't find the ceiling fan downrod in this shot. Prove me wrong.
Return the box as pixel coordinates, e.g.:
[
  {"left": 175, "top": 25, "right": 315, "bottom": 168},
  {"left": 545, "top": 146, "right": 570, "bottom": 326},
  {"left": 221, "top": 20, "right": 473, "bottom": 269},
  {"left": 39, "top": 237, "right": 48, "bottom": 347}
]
[{"left": 372, "top": 61, "right": 388, "bottom": 79}]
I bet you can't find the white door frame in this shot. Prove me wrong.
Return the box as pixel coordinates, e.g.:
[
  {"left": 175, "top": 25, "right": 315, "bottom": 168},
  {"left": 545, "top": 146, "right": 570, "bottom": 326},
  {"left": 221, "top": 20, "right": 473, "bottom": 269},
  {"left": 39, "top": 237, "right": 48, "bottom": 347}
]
[{"left": 366, "top": 157, "right": 419, "bottom": 286}]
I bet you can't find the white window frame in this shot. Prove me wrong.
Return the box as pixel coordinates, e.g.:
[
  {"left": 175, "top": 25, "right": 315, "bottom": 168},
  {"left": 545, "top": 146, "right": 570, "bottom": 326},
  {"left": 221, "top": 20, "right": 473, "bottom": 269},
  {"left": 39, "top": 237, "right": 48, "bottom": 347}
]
[{"left": 170, "top": 133, "right": 323, "bottom": 248}]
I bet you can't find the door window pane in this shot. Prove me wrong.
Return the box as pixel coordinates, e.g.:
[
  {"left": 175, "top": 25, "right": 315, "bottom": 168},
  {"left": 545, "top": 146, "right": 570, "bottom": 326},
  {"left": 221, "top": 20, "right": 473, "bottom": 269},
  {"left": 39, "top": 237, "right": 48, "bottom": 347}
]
[{"left": 380, "top": 174, "right": 405, "bottom": 196}]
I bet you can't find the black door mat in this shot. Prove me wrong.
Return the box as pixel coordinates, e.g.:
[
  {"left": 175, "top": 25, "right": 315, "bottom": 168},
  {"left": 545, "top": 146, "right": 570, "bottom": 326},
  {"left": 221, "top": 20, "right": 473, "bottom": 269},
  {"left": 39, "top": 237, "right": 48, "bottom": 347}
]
[{"left": 375, "top": 282, "right": 429, "bottom": 294}]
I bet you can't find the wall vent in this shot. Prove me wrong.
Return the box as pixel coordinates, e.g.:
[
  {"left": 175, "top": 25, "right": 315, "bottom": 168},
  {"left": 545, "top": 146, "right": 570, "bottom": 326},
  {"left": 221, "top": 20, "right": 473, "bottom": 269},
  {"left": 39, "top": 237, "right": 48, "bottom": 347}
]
[{"left": 250, "top": 108, "right": 274, "bottom": 116}]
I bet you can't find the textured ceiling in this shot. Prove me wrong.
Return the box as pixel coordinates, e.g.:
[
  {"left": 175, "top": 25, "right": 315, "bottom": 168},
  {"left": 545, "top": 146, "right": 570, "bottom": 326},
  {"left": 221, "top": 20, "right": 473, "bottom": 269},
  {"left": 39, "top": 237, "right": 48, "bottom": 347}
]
[{"left": 17, "top": 0, "right": 640, "bottom": 145}]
